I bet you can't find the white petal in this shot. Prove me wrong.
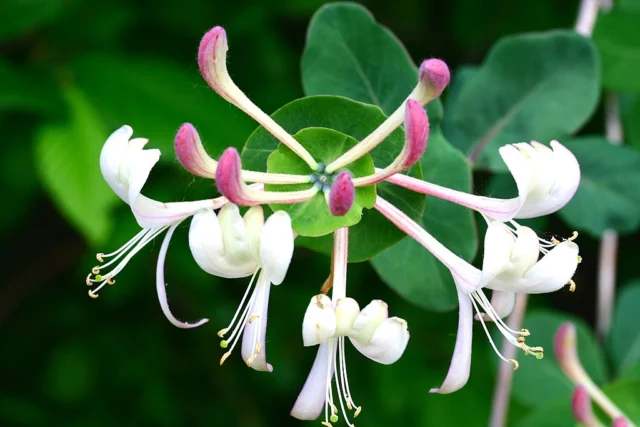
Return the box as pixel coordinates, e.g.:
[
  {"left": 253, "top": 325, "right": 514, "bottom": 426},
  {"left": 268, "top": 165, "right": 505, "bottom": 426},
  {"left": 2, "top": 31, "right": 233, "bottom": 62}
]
[
  {"left": 479, "top": 222, "right": 515, "bottom": 288},
  {"left": 490, "top": 291, "right": 516, "bottom": 319},
  {"left": 241, "top": 273, "right": 273, "bottom": 372},
  {"left": 126, "top": 147, "right": 160, "bottom": 206},
  {"left": 132, "top": 195, "right": 214, "bottom": 229},
  {"left": 499, "top": 144, "right": 535, "bottom": 211},
  {"left": 99, "top": 125, "right": 132, "bottom": 203},
  {"left": 188, "top": 209, "right": 257, "bottom": 278},
  {"left": 218, "top": 204, "right": 259, "bottom": 266},
  {"left": 350, "top": 317, "right": 409, "bottom": 365},
  {"left": 488, "top": 241, "right": 579, "bottom": 294},
  {"left": 349, "top": 300, "right": 388, "bottom": 344},
  {"left": 516, "top": 141, "right": 581, "bottom": 218},
  {"left": 302, "top": 295, "right": 337, "bottom": 347},
  {"left": 243, "top": 206, "right": 264, "bottom": 263},
  {"left": 334, "top": 297, "right": 360, "bottom": 337},
  {"left": 260, "top": 211, "right": 294, "bottom": 285},
  {"left": 430, "top": 283, "right": 473, "bottom": 394},
  {"left": 291, "top": 341, "right": 335, "bottom": 420}
]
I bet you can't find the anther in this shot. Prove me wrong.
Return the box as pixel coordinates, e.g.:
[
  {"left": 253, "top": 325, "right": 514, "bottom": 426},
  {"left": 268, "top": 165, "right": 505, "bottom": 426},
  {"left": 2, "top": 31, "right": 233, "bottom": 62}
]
[
  {"left": 256, "top": 342, "right": 262, "bottom": 354},
  {"left": 354, "top": 406, "right": 362, "bottom": 417},
  {"left": 508, "top": 359, "right": 520, "bottom": 370},
  {"left": 246, "top": 353, "right": 258, "bottom": 366},
  {"left": 86, "top": 274, "right": 93, "bottom": 286},
  {"left": 568, "top": 231, "right": 578, "bottom": 241},
  {"left": 96, "top": 253, "right": 104, "bottom": 262},
  {"left": 220, "top": 351, "right": 232, "bottom": 366},
  {"left": 568, "top": 279, "right": 576, "bottom": 292},
  {"left": 107, "top": 277, "right": 116, "bottom": 285},
  {"left": 520, "top": 329, "right": 530, "bottom": 336},
  {"left": 520, "top": 344, "right": 530, "bottom": 355},
  {"left": 88, "top": 290, "right": 99, "bottom": 299},
  {"left": 551, "top": 237, "right": 560, "bottom": 245},
  {"left": 248, "top": 314, "right": 260, "bottom": 323},
  {"left": 321, "top": 422, "right": 332, "bottom": 427},
  {"left": 91, "top": 266, "right": 101, "bottom": 275},
  {"left": 217, "top": 328, "right": 229, "bottom": 338},
  {"left": 517, "top": 337, "right": 526, "bottom": 344}
]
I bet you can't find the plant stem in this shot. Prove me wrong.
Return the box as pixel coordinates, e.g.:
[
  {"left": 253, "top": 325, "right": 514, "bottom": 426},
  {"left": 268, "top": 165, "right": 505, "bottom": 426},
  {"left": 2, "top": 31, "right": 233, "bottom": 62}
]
[{"left": 489, "top": 294, "right": 529, "bottom": 427}]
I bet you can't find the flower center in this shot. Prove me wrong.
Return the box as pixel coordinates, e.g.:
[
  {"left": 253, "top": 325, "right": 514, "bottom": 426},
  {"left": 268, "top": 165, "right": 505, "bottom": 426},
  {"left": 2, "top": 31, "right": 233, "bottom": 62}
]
[{"left": 310, "top": 162, "right": 338, "bottom": 192}]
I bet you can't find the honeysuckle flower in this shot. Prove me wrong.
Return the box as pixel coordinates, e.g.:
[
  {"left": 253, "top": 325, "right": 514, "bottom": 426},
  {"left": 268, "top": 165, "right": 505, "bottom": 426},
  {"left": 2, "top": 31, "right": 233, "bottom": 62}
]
[
  {"left": 374, "top": 195, "right": 581, "bottom": 393},
  {"left": 189, "top": 206, "right": 294, "bottom": 371},
  {"left": 291, "top": 228, "right": 409, "bottom": 426},
  {"left": 385, "top": 140, "right": 580, "bottom": 222},
  {"left": 555, "top": 323, "right": 634, "bottom": 427}
]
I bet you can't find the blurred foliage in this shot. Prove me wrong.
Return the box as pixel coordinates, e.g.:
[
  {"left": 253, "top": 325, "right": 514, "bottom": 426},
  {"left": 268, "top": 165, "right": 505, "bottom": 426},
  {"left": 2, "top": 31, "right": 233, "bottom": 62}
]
[{"left": 2, "top": 0, "right": 640, "bottom": 426}]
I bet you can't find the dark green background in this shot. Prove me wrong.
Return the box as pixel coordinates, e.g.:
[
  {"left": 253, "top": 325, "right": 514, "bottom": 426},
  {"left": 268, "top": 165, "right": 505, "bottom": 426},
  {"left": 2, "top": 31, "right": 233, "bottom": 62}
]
[{"left": 2, "top": 0, "right": 638, "bottom": 426}]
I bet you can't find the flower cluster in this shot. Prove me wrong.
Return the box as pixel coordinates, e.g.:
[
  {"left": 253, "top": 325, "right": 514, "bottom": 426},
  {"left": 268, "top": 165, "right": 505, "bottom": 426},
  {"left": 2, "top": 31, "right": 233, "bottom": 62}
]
[{"left": 86, "top": 25, "right": 583, "bottom": 425}]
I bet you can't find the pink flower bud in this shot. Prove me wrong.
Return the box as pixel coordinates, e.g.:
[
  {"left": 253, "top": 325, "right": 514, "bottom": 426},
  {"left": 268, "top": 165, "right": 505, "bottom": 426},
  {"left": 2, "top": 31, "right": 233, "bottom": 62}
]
[
  {"left": 198, "top": 26, "right": 233, "bottom": 101},
  {"left": 613, "top": 417, "right": 630, "bottom": 427},
  {"left": 215, "top": 147, "right": 251, "bottom": 205},
  {"left": 329, "top": 172, "right": 355, "bottom": 217},
  {"left": 402, "top": 99, "right": 429, "bottom": 168},
  {"left": 419, "top": 58, "right": 451, "bottom": 99},
  {"left": 554, "top": 322, "right": 577, "bottom": 375},
  {"left": 174, "top": 123, "right": 217, "bottom": 178},
  {"left": 572, "top": 385, "right": 595, "bottom": 424}
]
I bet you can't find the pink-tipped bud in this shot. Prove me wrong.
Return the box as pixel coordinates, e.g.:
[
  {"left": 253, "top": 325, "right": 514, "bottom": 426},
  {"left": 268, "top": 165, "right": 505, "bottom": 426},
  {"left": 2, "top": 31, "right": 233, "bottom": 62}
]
[
  {"left": 402, "top": 99, "right": 429, "bottom": 168},
  {"left": 329, "top": 172, "right": 355, "bottom": 217},
  {"left": 613, "top": 417, "right": 630, "bottom": 427},
  {"left": 554, "top": 322, "right": 578, "bottom": 376},
  {"left": 419, "top": 58, "right": 451, "bottom": 99},
  {"left": 174, "top": 123, "right": 217, "bottom": 178},
  {"left": 198, "top": 26, "right": 232, "bottom": 101},
  {"left": 215, "top": 147, "right": 250, "bottom": 205},
  {"left": 572, "top": 385, "right": 595, "bottom": 424}
]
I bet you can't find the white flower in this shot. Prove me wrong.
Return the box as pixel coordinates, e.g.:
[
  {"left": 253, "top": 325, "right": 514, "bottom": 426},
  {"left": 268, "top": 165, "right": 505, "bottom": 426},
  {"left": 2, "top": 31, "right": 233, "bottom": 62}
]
[{"left": 190, "top": 209, "right": 294, "bottom": 371}]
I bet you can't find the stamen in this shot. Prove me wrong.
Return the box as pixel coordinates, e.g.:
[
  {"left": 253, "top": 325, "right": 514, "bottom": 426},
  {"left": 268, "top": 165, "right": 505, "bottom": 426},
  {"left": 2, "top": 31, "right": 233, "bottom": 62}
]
[
  {"left": 217, "top": 328, "right": 229, "bottom": 338},
  {"left": 248, "top": 314, "right": 260, "bottom": 323},
  {"left": 220, "top": 351, "right": 232, "bottom": 366},
  {"left": 218, "top": 269, "right": 259, "bottom": 338},
  {"left": 568, "top": 231, "right": 579, "bottom": 241},
  {"left": 91, "top": 266, "right": 100, "bottom": 275},
  {"left": 88, "top": 290, "right": 98, "bottom": 299},
  {"left": 508, "top": 359, "right": 520, "bottom": 370},
  {"left": 569, "top": 279, "right": 576, "bottom": 292},
  {"left": 470, "top": 296, "right": 516, "bottom": 366}
]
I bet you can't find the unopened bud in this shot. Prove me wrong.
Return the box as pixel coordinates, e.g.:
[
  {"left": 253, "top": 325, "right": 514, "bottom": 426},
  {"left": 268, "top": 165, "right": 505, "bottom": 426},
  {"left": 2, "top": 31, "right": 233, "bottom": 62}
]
[
  {"left": 418, "top": 58, "right": 451, "bottom": 100},
  {"left": 215, "top": 147, "right": 249, "bottom": 205},
  {"left": 612, "top": 417, "right": 630, "bottom": 427},
  {"left": 401, "top": 99, "right": 429, "bottom": 169},
  {"left": 174, "top": 123, "right": 217, "bottom": 178},
  {"left": 554, "top": 322, "right": 578, "bottom": 376},
  {"left": 328, "top": 171, "right": 355, "bottom": 217},
  {"left": 198, "top": 27, "right": 236, "bottom": 103},
  {"left": 572, "top": 385, "right": 596, "bottom": 425}
]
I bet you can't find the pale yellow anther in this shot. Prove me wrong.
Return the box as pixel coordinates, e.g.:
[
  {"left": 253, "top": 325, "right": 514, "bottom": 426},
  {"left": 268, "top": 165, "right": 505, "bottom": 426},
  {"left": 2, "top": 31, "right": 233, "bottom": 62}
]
[
  {"left": 508, "top": 359, "right": 520, "bottom": 370},
  {"left": 331, "top": 403, "right": 338, "bottom": 415},
  {"left": 107, "top": 277, "right": 116, "bottom": 285},
  {"left": 96, "top": 253, "right": 104, "bottom": 263},
  {"left": 569, "top": 279, "right": 576, "bottom": 292},
  {"left": 346, "top": 397, "right": 353, "bottom": 411},
  {"left": 220, "top": 351, "right": 232, "bottom": 366},
  {"left": 517, "top": 337, "right": 526, "bottom": 344},
  {"left": 255, "top": 342, "right": 262, "bottom": 354},
  {"left": 217, "top": 328, "right": 229, "bottom": 338},
  {"left": 246, "top": 353, "right": 258, "bottom": 367},
  {"left": 88, "top": 290, "right": 99, "bottom": 299},
  {"left": 86, "top": 274, "right": 93, "bottom": 286},
  {"left": 354, "top": 406, "right": 362, "bottom": 417},
  {"left": 520, "top": 328, "right": 530, "bottom": 336},
  {"left": 91, "top": 266, "right": 100, "bottom": 275},
  {"left": 551, "top": 237, "right": 560, "bottom": 245},
  {"left": 568, "top": 231, "right": 579, "bottom": 242},
  {"left": 248, "top": 314, "right": 260, "bottom": 323},
  {"left": 321, "top": 422, "right": 332, "bottom": 427}
]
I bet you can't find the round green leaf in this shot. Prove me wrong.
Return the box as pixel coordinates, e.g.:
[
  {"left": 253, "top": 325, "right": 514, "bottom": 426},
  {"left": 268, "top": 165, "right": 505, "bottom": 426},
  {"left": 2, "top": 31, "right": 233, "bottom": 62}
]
[
  {"left": 370, "top": 128, "right": 477, "bottom": 311},
  {"left": 558, "top": 137, "right": 640, "bottom": 236},
  {"left": 242, "top": 95, "right": 425, "bottom": 262},
  {"left": 443, "top": 30, "right": 600, "bottom": 171},
  {"left": 594, "top": 10, "right": 640, "bottom": 92},
  {"left": 609, "top": 281, "right": 640, "bottom": 376},
  {"left": 266, "top": 128, "right": 375, "bottom": 236},
  {"left": 511, "top": 310, "right": 608, "bottom": 407}
]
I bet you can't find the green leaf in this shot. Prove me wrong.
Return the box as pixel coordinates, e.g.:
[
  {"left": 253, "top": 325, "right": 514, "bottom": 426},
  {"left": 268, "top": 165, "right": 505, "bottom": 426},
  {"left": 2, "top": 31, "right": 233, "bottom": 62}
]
[
  {"left": 443, "top": 31, "right": 600, "bottom": 171},
  {"left": 370, "top": 128, "right": 477, "bottom": 311},
  {"left": 0, "top": 0, "right": 64, "bottom": 41},
  {"left": 266, "top": 128, "right": 375, "bottom": 236},
  {"left": 35, "top": 87, "right": 118, "bottom": 245},
  {"left": 301, "top": 2, "right": 443, "bottom": 124},
  {"left": 444, "top": 66, "right": 478, "bottom": 111},
  {"left": 511, "top": 310, "right": 608, "bottom": 407},
  {"left": 593, "top": 10, "right": 640, "bottom": 92},
  {"left": 242, "top": 95, "right": 426, "bottom": 261},
  {"left": 71, "top": 54, "right": 255, "bottom": 161},
  {"left": 0, "top": 59, "right": 62, "bottom": 114},
  {"left": 621, "top": 94, "right": 640, "bottom": 151},
  {"left": 558, "top": 137, "right": 640, "bottom": 236},
  {"left": 609, "top": 281, "right": 640, "bottom": 376}
]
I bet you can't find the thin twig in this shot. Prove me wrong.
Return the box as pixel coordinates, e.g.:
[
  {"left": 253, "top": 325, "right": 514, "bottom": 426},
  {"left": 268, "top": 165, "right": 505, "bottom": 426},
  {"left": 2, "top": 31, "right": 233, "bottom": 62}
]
[{"left": 489, "top": 294, "right": 529, "bottom": 427}]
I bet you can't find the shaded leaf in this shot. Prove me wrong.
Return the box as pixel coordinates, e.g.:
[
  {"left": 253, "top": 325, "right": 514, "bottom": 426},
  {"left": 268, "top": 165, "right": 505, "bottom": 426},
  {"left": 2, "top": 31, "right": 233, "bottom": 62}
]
[
  {"left": 609, "top": 281, "right": 640, "bottom": 376},
  {"left": 594, "top": 10, "right": 640, "bottom": 92}
]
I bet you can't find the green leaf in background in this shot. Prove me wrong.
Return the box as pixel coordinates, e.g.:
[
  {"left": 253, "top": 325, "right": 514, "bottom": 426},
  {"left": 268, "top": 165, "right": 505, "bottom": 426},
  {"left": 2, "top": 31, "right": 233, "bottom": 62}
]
[
  {"left": 621, "top": 94, "right": 640, "bottom": 151},
  {"left": 301, "top": 2, "right": 443, "bottom": 124},
  {"left": 444, "top": 65, "right": 478, "bottom": 111},
  {"left": 443, "top": 31, "right": 600, "bottom": 171},
  {"left": 609, "top": 281, "right": 640, "bottom": 376},
  {"left": 511, "top": 310, "right": 608, "bottom": 407},
  {"left": 266, "top": 128, "right": 376, "bottom": 236},
  {"left": 71, "top": 54, "right": 255, "bottom": 161},
  {"left": 558, "top": 137, "right": 640, "bottom": 236},
  {"left": 35, "top": 87, "right": 118, "bottom": 245},
  {"left": 0, "top": 0, "right": 65, "bottom": 41},
  {"left": 242, "top": 95, "right": 426, "bottom": 261},
  {"left": 0, "top": 60, "right": 62, "bottom": 115},
  {"left": 593, "top": 10, "right": 640, "bottom": 93},
  {"left": 371, "top": 128, "right": 477, "bottom": 311}
]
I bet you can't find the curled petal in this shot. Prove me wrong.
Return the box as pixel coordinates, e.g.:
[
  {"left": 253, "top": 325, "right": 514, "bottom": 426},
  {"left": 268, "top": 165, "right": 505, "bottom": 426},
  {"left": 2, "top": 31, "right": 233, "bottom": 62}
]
[
  {"left": 188, "top": 209, "right": 258, "bottom": 278},
  {"left": 350, "top": 317, "right": 410, "bottom": 365},
  {"left": 241, "top": 272, "right": 273, "bottom": 372},
  {"left": 100, "top": 125, "right": 133, "bottom": 202},
  {"left": 156, "top": 222, "right": 209, "bottom": 328},
  {"left": 328, "top": 172, "right": 355, "bottom": 216},
  {"left": 350, "top": 300, "right": 388, "bottom": 344},
  {"left": 175, "top": 123, "right": 217, "bottom": 178},
  {"left": 430, "top": 284, "right": 472, "bottom": 394},
  {"left": 479, "top": 222, "right": 515, "bottom": 288},
  {"left": 259, "top": 211, "right": 294, "bottom": 285},
  {"left": 291, "top": 341, "right": 334, "bottom": 420},
  {"left": 302, "top": 294, "right": 337, "bottom": 347},
  {"left": 132, "top": 195, "right": 222, "bottom": 229},
  {"left": 488, "top": 241, "right": 579, "bottom": 294},
  {"left": 334, "top": 297, "right": 360, "bottom": 336}
]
